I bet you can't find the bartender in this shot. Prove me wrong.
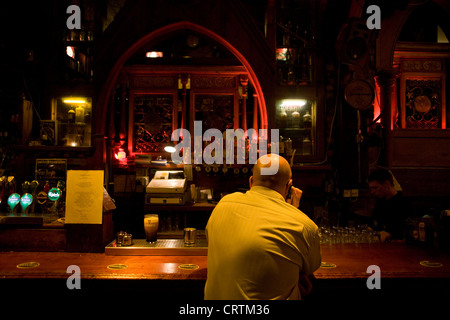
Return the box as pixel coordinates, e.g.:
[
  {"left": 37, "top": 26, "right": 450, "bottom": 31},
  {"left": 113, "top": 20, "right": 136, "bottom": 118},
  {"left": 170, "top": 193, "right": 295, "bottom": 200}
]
[
  {"left": 204, "top": 154, "right": 321, "bottom": 300},
  {"left": 368, "top": 168, "right": 411, "bottom": 242}
]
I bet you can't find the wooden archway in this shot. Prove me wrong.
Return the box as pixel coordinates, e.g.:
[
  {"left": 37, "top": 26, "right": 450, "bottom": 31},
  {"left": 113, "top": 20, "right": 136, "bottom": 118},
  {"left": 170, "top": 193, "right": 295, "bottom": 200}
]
[{"left": 92, "top": 18, "right": 273, "bottom": 170}]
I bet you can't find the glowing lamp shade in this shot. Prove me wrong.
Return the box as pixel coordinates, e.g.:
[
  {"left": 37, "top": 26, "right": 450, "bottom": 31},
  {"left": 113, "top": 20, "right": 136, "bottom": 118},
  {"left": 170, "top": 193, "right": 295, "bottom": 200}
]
[
  {"left": 66, "top": 46, "right": 75, "bottom": 58},
  {"left": 276, "top": 48, "right": 288, "bottom": 61},
  {"left": 115, "top": 149, "right": 127, "bottom": 160},
  {"left": 164, "top": 143, "right": 176, "bottom": 153},
  {"left": 146, "top": 51, "right": 163, "bottom": 58}
]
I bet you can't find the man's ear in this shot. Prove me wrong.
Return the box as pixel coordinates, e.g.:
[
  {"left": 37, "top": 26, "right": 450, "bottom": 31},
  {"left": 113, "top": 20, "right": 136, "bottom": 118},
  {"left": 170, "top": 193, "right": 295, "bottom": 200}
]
[
  {"left": 285, "top": 179, "right": 293, "bottom": 196},
  {"left": 249, "top": 176, "right": 254, "bottom": 188}
]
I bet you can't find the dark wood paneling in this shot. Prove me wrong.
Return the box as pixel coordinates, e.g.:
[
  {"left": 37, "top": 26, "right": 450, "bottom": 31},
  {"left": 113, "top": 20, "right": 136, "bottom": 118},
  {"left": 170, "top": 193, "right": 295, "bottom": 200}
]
[{"left": 0, "top": 228, "right": 66, "bottom": 251}]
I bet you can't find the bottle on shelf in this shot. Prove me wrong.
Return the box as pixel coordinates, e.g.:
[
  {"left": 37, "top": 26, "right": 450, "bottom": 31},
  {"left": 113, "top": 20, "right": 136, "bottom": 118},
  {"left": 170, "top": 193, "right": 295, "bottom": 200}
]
[
  {"left": 279, "top": 136, "right": 285, "bottom": 156},
  {"left": 279, "top": 108, "right": 287, "bottom": 128},
  {"left": 285, "top": 138, "right": 292, "bottom": 156},
  {"left": 302, "top": 136, "right": 312, "bottom": 155},
  {"left": 75, "top": 106, "right": 85, "bottom": 123},
  {"left": 303, "top": 110, "right": 312, "bottom": 129},
  {"left": 292, "top": 110, "right": 301, "bottom": 127},
  {"left": 68, "top": 108, "right": 75, "bottom": 123}
]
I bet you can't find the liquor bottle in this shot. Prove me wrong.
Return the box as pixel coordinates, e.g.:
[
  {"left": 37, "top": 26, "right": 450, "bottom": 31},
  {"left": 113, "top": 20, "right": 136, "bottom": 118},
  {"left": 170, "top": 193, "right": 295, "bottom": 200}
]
[
  {"left": 279, "top": 136, "right": 285, "bottom": 156},
  {"left": 292, "top": 110, "right": 301, "bottom": 127},
  {"left": 285, "top": 138, "right": 292, "bottom": 156},
  {"left": 279, "top": 108, "right": 287, "bottom": 128},
  {"left": 302, "top": 137, "right": 312, "bottom": 155},
  {"left": 75, "top": 106, "right": 85, "bottom": 123},
  {"left": 303, "top": 110, "right": 312, "bottom": 129},
  {"left": 68, "top": 108, "right": 75, "bottom": 123},
  {"left": 419, "top": 221, "right": 426, "bottom": 242}
]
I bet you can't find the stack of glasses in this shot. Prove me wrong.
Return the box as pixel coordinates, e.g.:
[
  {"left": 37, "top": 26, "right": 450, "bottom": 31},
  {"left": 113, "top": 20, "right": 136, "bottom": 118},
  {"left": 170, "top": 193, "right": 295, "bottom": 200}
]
[{"left": 319, "top": 225, "right": 381, "bottom": 245}]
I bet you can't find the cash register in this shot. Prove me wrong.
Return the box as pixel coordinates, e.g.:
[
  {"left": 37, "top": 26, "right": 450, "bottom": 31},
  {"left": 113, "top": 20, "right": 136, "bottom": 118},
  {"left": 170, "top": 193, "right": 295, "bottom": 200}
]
[{"left": 145, "top": 170, "right": 188, "bottom": 205}]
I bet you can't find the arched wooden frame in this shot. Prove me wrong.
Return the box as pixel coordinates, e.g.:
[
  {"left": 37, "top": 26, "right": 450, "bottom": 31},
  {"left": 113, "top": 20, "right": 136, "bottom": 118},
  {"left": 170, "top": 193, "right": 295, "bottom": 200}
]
[{"left": 96, "top": 22, "right": 268, "bottom": 155}]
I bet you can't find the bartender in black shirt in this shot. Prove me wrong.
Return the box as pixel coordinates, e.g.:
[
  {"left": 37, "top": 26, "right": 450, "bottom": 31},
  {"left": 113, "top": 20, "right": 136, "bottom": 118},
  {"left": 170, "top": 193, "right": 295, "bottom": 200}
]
[{"left": 368, "top": 168, "right": 410, "bottom": 241}]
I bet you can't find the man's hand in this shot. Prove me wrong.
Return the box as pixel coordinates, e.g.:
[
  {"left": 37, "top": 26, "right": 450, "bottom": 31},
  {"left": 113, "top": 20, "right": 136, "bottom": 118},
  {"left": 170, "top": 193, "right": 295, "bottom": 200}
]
[
  {"left": 298, "top": 272, "right": 313, "bottom": 297},
  {"left": 379, "top": 231, "right": 391, "bottom": 242},
  {"left": 286, "top": 186, "right": 302, "bottom": 208}
]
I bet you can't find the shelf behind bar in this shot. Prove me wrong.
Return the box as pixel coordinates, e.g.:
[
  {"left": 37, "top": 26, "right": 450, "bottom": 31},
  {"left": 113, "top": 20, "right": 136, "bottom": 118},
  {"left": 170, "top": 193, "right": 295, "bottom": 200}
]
[
  {"left": 144, "top": 202, "right": 216, "bottom": 212},
  {"left": 105, "top": 238, "right": 208, "bottom": 256}
]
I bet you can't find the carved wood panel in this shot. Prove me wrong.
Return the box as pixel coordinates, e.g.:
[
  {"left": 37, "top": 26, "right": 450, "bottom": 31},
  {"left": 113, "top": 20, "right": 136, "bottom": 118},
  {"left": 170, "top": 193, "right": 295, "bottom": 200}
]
[
  {"left": 126, "top": 68, "right": 252, "bottom": 155},
  {"left": 404, "top": 78, "right": 441, "bottom": 129},
  {"left": 399, "top": 58, "right": 446, "bottom": 129},
  {"left": 132, "top": 94, "right": 175, "bottom": 152}
]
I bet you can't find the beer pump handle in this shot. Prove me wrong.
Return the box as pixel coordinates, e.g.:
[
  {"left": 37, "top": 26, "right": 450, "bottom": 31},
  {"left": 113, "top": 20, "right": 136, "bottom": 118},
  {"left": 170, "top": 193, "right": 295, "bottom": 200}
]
[
  {"left": 22, "top": 181, "right": 30, "bottom": 194},
  {"left": 7, "top": 176, "right": 16, "bottom": 195},
  {"left": 57, "top": 180, "right": 65, "bottom": 191},
  {"left": 30, "top": 180, "right": 39, "bottom": 213},
  {"left": 8, "top": 193, "right": 20, "bottom": 213},
  {"left": 30, "top": 180, "right": 39, "bottom": 195},
  {"left": 0, "top": 177, "right": 5, "bottom": 203},
  {"left": 43, "top": 181, "right": 50, "bottom": 194},
  {"left": 20, "top": 194, "right": 33, "bottom": 215}
]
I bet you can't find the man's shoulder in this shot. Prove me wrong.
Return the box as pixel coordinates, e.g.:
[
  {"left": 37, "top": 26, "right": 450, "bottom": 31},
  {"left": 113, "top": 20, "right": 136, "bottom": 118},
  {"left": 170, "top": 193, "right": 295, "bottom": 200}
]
[{"left": 219, "top": 191, "right": 246, "bottom": 202}]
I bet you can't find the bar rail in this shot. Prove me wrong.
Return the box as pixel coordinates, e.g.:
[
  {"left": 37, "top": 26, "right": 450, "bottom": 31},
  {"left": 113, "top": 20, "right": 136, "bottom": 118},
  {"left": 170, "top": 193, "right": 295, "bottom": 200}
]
[{"left": 1, "top": 243, "right": 449, "bottom": 303}]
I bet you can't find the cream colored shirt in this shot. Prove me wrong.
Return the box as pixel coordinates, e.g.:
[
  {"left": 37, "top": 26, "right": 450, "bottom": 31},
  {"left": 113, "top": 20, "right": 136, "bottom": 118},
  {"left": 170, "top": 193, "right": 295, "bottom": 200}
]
[{"left": 204, "top": 186, "right": 321, "bottom": 300}]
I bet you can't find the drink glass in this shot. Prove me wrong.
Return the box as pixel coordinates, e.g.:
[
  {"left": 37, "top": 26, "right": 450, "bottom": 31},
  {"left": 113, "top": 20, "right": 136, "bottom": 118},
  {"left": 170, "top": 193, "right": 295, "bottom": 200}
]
[
  {"left": 144, "top": 214, "right": 159, "bottom": 243},
  {"left": 184, "top": 228, "right": 196, "bottom": 245}
]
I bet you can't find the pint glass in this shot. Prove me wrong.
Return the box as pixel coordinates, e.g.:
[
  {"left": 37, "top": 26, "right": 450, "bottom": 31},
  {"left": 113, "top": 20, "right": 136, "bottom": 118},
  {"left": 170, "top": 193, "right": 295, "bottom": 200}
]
[{"left": 144, "top": 214, "right": 159, "bottom": 243}]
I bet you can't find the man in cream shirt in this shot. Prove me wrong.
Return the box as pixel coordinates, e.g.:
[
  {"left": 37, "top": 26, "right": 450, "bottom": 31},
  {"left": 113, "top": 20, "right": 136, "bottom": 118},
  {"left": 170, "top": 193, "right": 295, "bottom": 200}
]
[{"left": 204, "top": 154, "right": 322, "bottom": 300}]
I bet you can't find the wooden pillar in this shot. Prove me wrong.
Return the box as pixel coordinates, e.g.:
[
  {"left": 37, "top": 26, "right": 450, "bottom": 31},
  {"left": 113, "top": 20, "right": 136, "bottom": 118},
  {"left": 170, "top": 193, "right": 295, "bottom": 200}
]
[
  {"left": 180, "top": 74, "right": 189, "bottom": 132},
  {"left": 119, "top": 78, "right": 128, "bottom": 142},
  {"left": 265, "top": 0, "right": 276, "bottom": 49},
  {"left": 240, "top": 75, "right": 248, "bottom": 132},
  {"left": 374, "top": 68, "right": 398, "bottom": 167},
  {"left": 252, "top": 93, "right": 259, "bottom": 140}
]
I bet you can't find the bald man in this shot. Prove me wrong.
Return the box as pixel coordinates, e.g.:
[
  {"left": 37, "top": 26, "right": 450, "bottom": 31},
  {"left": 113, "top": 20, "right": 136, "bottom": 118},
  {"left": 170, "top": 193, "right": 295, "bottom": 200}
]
[{"left": 204, "top": 154, "right": 321, "bottom": 300}]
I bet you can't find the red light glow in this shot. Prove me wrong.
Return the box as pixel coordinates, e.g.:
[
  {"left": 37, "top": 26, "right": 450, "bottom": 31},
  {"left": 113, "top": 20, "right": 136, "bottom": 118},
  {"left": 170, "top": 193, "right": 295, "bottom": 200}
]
[{"left": 115, "top": 150, "right": 127, "bottom": 161}]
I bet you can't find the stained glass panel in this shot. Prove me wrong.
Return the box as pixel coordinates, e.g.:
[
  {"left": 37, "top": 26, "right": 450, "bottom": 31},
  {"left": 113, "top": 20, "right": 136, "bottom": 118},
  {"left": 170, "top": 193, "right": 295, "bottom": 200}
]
[
  {"left": 405, "top": 79, "right": 441, "bottom": 129},
  {"left": 133, "top": 95, "right": 173, "bottom": 152},
  {"left": 194, "top": 95, "right": 234, "bottom": 132}
]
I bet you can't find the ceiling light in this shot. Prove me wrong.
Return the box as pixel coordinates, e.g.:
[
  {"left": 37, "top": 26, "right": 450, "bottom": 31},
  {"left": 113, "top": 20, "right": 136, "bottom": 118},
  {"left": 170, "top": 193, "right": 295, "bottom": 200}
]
[
  {"left": 281, "top": 99, "right": 307, "bottom": 108},
  {"left": 164, "top": 143, "right": 176, "bottom": 153},
  {"left": 146, "top": 51, "right": 163, "bottom": 58},
  {"left": 63, "top": 98, "right": 86, "bottom": 104}
]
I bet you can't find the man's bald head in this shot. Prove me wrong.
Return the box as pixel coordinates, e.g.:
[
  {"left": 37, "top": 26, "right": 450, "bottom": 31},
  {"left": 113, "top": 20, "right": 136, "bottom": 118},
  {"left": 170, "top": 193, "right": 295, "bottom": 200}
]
[{"left": 250, "top": 154, "right": 292, "bottom": 196}]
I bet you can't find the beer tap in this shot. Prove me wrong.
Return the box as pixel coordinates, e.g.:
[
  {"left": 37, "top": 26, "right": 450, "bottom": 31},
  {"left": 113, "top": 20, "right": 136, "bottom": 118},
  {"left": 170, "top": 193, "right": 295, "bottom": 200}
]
[
  {"left": 22, "top": 181, "right": 30, "bottom": 194},
  {"left": 0, "top": 176, "right": 6, "bottom": 212},
  {"left": 6, "top": 177, "right": 17, "bottom": 213},
  {"left": 7, "top": 176, "right": 16, "bottom": 196},
  {"left": 35, "top": 181, "right": 51, "bottom": 214},
  {"left": 43, "top": 181, "right": 50, "bottom": 194},
  {"left": 56, "top": 180, "right": 65, "bottom": 215},
  {"left": 20, "top": 193, "right": 33, "bottom": 215},
  {"left": 20, "top": 181, "right": 32, "bottom": 215},
  {"left": 46, "top": 181, "right": 63, "bottom": 215},
  {"left": 7, "top": 193, "right": 20, "bottom": 214},
  {"left": 57, "top": 180, "right": 65, "bottom": 190},
  {"left": 30, "top": 180, "right": 39, "bottom": 213}
]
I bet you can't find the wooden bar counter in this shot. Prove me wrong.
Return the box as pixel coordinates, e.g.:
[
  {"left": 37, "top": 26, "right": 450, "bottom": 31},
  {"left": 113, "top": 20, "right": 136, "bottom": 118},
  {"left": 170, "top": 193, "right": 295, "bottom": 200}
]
[{"left": 1, "top": 243, "right": 449, "bottom": 302}]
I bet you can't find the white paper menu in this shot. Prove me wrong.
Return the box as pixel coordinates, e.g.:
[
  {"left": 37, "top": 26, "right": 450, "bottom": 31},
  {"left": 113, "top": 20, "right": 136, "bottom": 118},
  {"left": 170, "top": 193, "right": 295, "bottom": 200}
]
[{"left": 65, "top": 170, "right": 104, "bottom": 224}]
